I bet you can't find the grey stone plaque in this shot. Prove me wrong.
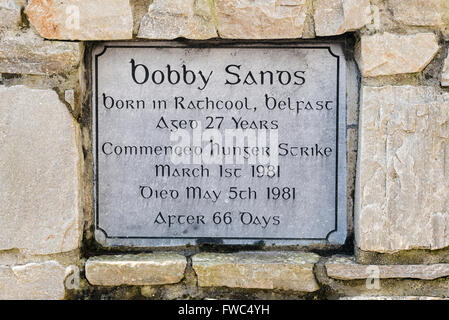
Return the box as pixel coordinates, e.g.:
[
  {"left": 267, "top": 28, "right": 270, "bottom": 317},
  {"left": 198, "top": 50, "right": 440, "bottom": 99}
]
[{"left": 92, "top": 42, "right": 347, "bottom": 247}]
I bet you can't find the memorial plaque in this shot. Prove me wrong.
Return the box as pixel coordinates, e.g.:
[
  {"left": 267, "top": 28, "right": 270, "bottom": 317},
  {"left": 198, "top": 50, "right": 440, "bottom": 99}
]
[{"left": 93, "top": 43, "right": 347, "bottom": 247}]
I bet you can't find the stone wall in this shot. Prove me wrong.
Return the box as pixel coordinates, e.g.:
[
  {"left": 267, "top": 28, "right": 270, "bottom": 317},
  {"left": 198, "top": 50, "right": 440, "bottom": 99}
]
[{"left": 0, "top": 0, "right": 448, "bottom": 300}]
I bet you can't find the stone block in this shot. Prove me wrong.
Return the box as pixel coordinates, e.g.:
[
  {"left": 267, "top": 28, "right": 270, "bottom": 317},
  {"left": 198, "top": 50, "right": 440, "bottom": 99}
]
[
  {"left": 192, "top": 252, "right": 320, "bottom": 292},
  {"left": 85, "top": 253, "right": 187, "bottom": 286},
  {"left": 0, "top": 30, "right": 81, "bottom": 75},
  {"left": 0, "top": 261, "right": 67, "bottom": 300},
  {"left": 0, "top": 0, "right": 21, "bottom": 31},
  {"left": 138, "top": 0, "right": 217, "bottom": 40},
  {"left": 356, "top": 86, "right": 449, "bottom": 252},
  {"left": 356, "top": 33, "right": 439, "bottom": 77},
  {"left": 25, "top": 0, "right": 133, "bottom": 40},
  {"left": 214, "top": 0, "right": 308, "bottom": 39},
  {"left": 326, "top": 256, "right": 449, "bottom": 280},
  {"left": 388, "top": 0, "right": 449, "bottom": 27},
  {"left": 314, "top": 0, "right": 372, "bottom": 36},
  {"left": 0, "top": 85, "right": 80, "bottom": 254}
]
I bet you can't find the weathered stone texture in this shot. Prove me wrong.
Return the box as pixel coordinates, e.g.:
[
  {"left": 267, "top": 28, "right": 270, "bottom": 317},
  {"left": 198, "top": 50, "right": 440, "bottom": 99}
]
[
  {"left": 0, "top": 0, "right": 21, "bottom": 31},
  {"left": 25, "top": 0, "right": 133, "bottom": 40},
  {"left": 441, "top": 53, "right": 449, "bottom": 87},
  {"left": 138, "top": 0, "right": 217, "bottom": 40},
  {"left": 0, "top": 86, "right": 80, "bottom": 255},
  {"left": 340, "top": 296, "right": 448, "bottom": 300},
  {"left": 214, "top": 0, "right": 308, "bottom": 39},
  {"left": 388, "top": 0, "right": 449, "bottom": 27},
  {"left": 85, "top": 253, "right": 187, "bottom": 286},
  {"left": 0, "top": 30, "right": 81, "bottom": 74},
  {"left": 314, "top": 0, "right": 372, "bottom": 36},
  {"left": 0, "top": 261, "right": 67, "bottom": 300},
  {"left": 192, "top": 252, "right": 320, "bottom": 292},
  {"left": 356, "top": 86, "right": 449, "bottom": 253},
  {"left": 326, "top": 256, "right": 449, "bottom": 280},
  {"left": 356, "top": 33, "right": 439, "bottom": 77}
]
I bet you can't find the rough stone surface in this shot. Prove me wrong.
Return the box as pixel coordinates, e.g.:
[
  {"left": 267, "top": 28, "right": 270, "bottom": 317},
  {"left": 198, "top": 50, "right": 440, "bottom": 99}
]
[
  {"left": 388, "top": 0, "right": 449, "bottom": 27},
  {"left": 215, "top": 0, "right": 308, "bottom": 39},
  {"left": 192, "top": 252, "right": 320, "bottom": 292},
  {"left": 356, "top": 33, "right": 439, "bottom": 77},
  {"left": 441, "top": 53, "right": 449, "bottom": 87},
  {"left": 25, "top": 0, "right": 133, "bottom": 40},
  {"left": 356, "top": 86, "right": 449, "bottom": 252},
  {"left": 0, "top": 261, "right": 67, "bottom": 300},
  {"left": 340, "top": 296, "right": 448, "bottom": 300},
  {"left": 85, "top": 253, "right": 187, "bottom": 286},
  {"left": 326, "top": 256, "right": 449, "bottom": 280},
  {"left": 0, "top": 85, "right": 80, "bottom": 255},
  {"left": 0, "top": 0, "right": 21, "bottom": 31},
  {"left": 314, "top": 0, "right": 372, "bottom": 36},
  {"left": 138, "top": 0, "right": 217, "bottom": 40},
  {"left": 0, "top": 30, "right": 81, "bottom": 74}
]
